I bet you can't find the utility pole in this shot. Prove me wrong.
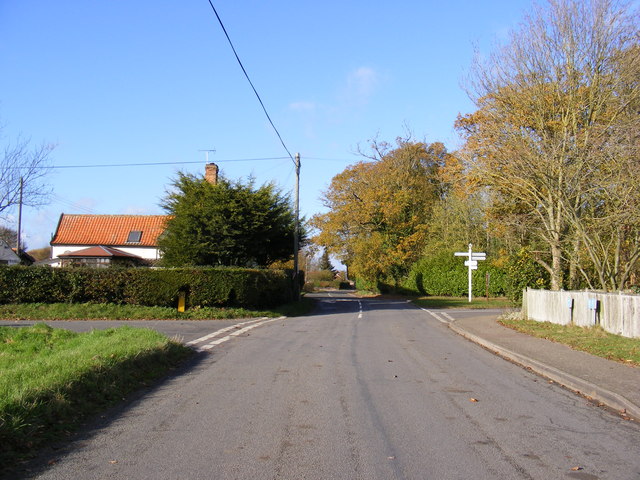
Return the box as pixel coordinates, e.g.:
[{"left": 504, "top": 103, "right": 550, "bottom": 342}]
[
  {"left": 293, "top": 153, "right": 301, "bottom": 300},
  {"left": 16, "top": 177, "right": 23, "bottom": 253}
]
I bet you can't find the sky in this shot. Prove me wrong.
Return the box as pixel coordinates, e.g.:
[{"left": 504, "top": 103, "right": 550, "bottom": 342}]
[{"left": 0, "top": 0, "right": 533, "bottom": 250}]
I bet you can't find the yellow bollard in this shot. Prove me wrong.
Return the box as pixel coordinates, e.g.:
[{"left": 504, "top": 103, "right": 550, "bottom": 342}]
[{"left": 178, "top": 291, "right": 186, "bottom": 313}]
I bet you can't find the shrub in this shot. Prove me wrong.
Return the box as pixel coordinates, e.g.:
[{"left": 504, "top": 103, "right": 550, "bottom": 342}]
[
  {"left": 404, "top": 251, "right": 508, "bottom": 297},
  {"left": 504, "top": 248, "right": 550, "bottom": 303},
  {"left": 304, "top": 270, "right": 341, "bottom": 291},
  {"left": 0, "top": 266, "right": 294, "bottom": 309}
]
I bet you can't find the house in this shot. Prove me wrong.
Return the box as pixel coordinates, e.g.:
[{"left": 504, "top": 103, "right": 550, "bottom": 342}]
[
  {"left": 50, "top": 214, "right": 170, "bottom": 267},
  {"left": 48, "top": 163, "right": 219, "bottom": 268},
  {"left": 57, "top": 245, "right": 150, "bottom": 268},
  {"left": 0, "top": 239, "right": 22, "bottom": 265}
]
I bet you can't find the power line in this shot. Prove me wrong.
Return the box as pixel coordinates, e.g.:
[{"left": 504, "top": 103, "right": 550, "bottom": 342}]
[
  {"left": 305, "top": 157, "right": 359, "bottom": 162},
  {"left": 49, "top": 157, "right": 290, "bottom": 169},
  {"left": 51, "top": 193, "right": 96, "bottom": 214},
  {"left": 44, "top": 156, "right": 355, "bottom": 170},
  {"left": 206, "top": 0, "right": 295, "bottom": 164}
]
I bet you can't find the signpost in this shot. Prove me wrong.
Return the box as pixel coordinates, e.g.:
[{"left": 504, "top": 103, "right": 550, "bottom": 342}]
[{"left": 454, "top": 244, "right": 486, "bottom": 302}]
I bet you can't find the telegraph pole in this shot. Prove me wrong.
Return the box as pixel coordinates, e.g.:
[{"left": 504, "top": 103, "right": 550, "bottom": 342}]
[
  {"left": 293, "top": 153, "right": 301, "bottom": 300},
  {"left": 16, "top": 177, "right": 23, "bottom": 253}
]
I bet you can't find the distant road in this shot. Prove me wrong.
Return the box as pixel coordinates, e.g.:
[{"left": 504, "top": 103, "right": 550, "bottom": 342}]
[{"left": 15, "top": 292, "right": 640, "bottom": 479}]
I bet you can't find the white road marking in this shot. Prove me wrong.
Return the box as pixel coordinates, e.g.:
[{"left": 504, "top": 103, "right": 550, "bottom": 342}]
[
  {"left": 195, "top": 316, "right": 286, "bottom": 352},
  {"left": 358, "top": 300, "right": 363, "bottom": 319},
  {"left": 421, "top": 308, "right": 450, "bottom": 324},
  {"left": 185, "top": 318, "right": 267, "bottom": 346}
]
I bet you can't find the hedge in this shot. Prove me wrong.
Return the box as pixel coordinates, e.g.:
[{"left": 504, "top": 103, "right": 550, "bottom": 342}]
[
  {"left": 0, "top": 266, "right": 295, "bottom": 309},
  {"left": 402, "top": 251, "right": 508, "bottom": 297}
]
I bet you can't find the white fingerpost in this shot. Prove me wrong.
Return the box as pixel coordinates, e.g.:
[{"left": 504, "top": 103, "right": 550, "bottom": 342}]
[{"left": 454, "top": 243, "right": 487, "bottom": 302}]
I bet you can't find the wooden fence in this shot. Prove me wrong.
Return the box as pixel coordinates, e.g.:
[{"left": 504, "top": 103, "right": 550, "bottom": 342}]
[{"left": 522, "top": 288, "right": 640, "bottom": 338}]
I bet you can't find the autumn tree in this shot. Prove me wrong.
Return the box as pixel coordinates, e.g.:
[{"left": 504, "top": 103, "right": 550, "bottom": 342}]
[
  {"left": 567, "top": 57, "right": 640, "bottom": 290},
  {"left": 422, "top": 150, "right": 494, "bottom": 253},
  {"left": 159, "top": 172, "right": 301, "bottom": 267},
  {"left": 312, "top": 137, "right": 451, "bottom": 288},
  {"left": 457, "top": 0, "right": 639, "bottom": 290},
  {"left": 26, "top": 246, "right": 51, "bottom": 262}
]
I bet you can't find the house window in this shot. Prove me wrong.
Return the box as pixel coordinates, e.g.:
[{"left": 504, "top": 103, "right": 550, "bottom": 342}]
[{"left": 126, "top": 230, "right": 143, "bottom": 243}]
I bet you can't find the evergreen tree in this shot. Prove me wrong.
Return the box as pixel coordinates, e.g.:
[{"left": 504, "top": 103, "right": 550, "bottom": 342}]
[
  {"left": 318, "top": 248, "right": 336, "bottom": 274},
  {"left": 159, "top": 172, "right": 303, "bottom": 267}
]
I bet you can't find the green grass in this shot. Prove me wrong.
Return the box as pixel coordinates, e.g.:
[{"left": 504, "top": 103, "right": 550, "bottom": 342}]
[
  {"left": 0, "top": 324, "right": 192, "bottom": 470},
  {"left": 0, "top": 299, "right": 315, "bottom": 321},
  {"left": 499, "top": 317, "right": 640, "bottom": 366},
  {"left": 412, "top": 296, "right": 514, "bottom": 309}
]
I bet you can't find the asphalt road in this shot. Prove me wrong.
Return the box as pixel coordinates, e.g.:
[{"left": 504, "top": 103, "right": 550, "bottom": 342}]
[{"left": 15, "top": 293, "right": 640, "bottom": 479}]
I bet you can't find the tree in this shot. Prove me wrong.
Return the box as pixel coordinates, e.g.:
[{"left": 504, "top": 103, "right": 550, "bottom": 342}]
[
  {"left": 159, "top": 172, "right": 302, "bottom": 267},
  {"left": 26, "top": 246, "right": 51, "bottom": 261},
  {"left": 421, "top": 150, "right": 495, "bottom": 254},
  {"left": 0, "top": 125, "right": 54, "bottom": 215},
  {"left": 457, "top": 0, "right": 639, "bottom": 290},
  {"left": 312, "top": 137, "right": 451, "bottom": 287},
  {"left": 0, "top": 225, "right": 18, "bottom": 249},
  {"left": 318, "top": 248, "right": 336, "bottom": 274}
]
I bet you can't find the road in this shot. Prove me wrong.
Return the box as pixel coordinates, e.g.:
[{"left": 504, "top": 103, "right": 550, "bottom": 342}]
[{"left": 16, "top": 292, "right": 640, "bottom": 479}]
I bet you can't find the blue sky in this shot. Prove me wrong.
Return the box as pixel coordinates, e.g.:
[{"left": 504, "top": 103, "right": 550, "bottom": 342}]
[{"left": 0, "top": 0, "right": 531, "bottom": 249}]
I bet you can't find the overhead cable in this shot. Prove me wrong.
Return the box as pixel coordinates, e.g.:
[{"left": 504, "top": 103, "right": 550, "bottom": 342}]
[
  {"left": 49, "top": 157, "right": 290, "bottom": 169},
  {"left": 206, "top": 0, "right": 295, "bottom": 164}
]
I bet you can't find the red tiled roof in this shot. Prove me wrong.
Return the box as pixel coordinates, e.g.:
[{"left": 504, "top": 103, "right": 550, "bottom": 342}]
[
  {"left": 58, "top": 246, "right": 142, "bottom": 258},
  {"left": 51, "top": 214, "right": 170, "bottom": 247}
]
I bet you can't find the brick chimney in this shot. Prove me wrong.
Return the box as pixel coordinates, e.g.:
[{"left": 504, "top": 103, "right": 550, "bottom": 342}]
[{"left": 205, "top": 163, "right": 219, "bottom": 185}]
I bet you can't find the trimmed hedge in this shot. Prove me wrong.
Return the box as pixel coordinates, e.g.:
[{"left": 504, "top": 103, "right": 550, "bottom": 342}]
[
  {"left": 0, "top": 266, "right": 295, "bottom": 309},
  {"left": 402, "top": 251, "right": 508, "bottom": 297}
]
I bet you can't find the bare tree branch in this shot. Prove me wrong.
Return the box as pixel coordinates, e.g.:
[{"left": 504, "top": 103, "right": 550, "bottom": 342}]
[{"left": 0, "top": 126, "right": 54, "bottom": 215}]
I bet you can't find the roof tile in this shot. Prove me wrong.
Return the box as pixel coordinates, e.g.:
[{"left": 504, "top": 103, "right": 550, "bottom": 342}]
[{"left": 51, "top": 214, "right": 169, "bottom": 247}]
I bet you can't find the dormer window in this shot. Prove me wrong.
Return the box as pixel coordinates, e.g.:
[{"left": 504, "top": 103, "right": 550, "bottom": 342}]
[{"left": 126, "top": 230, "right": 143, "bottom": 243}]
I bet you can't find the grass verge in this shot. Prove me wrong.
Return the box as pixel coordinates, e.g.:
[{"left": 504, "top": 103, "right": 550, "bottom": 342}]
[
  {"left": 0, "top": 299, "right": 315, "bottom": 321},
  {"left": 0, "top": 324, "right": 193, "bottom": 470},
  {"left": 499, "top": 317, "right": 640, "bottom": 366},
  {"left": 413, "top": 296, "right": 514, "bottom": 309}
]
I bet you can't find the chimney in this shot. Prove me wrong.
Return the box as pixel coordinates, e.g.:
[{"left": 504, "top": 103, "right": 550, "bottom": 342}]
[{"left": 205, "top": 163, "right": 219, "bottom": 185}]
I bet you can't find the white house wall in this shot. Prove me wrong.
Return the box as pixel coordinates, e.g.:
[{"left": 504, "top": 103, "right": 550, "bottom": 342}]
[{"left": 51, "top": 245, "right": 161, "bottom": 261}]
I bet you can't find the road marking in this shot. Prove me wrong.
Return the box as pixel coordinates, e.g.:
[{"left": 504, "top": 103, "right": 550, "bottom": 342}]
[
  {"left": 421, "top": 308, "right": 450, "bottom": 324},
  {"left": 185, "top": 318, "right": 267, "bottom": 346},
  {"left": 358, "top": 300, "right": 363, "bottom": 318},
  {"left": 194, "top": 317, "right": 286, "bottom": 352}
]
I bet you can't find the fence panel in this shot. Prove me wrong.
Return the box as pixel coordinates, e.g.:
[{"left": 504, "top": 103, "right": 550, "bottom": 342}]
[{"left": 524, "top": 288, "right": 640, "bottom": 338}]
